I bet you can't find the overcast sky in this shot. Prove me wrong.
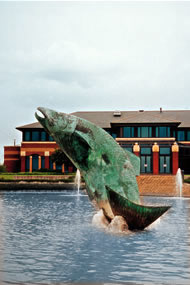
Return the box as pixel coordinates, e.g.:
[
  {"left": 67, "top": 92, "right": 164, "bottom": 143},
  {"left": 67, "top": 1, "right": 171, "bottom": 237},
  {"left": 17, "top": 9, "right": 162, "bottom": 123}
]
[{"left": 1, "top": 1, "right": 190, "bottom": 163}]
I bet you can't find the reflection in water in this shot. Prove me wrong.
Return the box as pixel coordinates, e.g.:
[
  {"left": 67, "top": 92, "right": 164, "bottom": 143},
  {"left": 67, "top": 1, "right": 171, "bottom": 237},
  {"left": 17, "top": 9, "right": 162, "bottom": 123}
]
[{"left": 0, "top": 192, "right": 190, "bottom": 284}]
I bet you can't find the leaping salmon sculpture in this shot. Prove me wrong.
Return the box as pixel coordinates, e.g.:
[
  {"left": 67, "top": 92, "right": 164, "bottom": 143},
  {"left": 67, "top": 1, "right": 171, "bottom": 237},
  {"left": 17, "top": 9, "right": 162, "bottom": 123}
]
[{"left": 35, "top": 107, "right": 170, "bottom": 230}]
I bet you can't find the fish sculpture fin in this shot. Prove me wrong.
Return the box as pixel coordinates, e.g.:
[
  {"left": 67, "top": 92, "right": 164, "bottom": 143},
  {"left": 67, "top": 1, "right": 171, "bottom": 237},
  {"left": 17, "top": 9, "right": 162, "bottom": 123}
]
[
  {"left": 105, "top": 186, "right": 171, "bottom": 230},
  {"left": 125, "top": 150, "right": 140, "bottom": 176},
  {"left": 67, "top": 132, "right": 92, "bottom": 171}
]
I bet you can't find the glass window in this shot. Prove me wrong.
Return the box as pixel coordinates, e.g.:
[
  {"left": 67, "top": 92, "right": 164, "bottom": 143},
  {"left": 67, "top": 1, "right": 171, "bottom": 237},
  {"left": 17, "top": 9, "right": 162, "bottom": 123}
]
[
  {"left": 177, "top": 131, "right": 185, "bottom": 141},
  {"left": 25, "top": 156, "right": 30, "bottom": 171},
  {"left": 49, "top": 135, "right": 54, "bottom": 141},
  {"left": 187, "top": 131, "right": 190, "bottom": 141},
  {"left": 49, "top": 159, "right": 53, "bottom": 169},
  {"left": 41, "top": 131, "right": 47, "bottom": 141},
  {"left": 160, "top": 156, "right": 171, "bottom": 174},
  {"left": 138, "top": 127, "right": 152, "bottom": 138},
  {"left": 32, "top": 131, "right": 40, "bottom": 141},
  {"left": 24, "top": 131, "right": 30, "bottom": 141},
  {"left": 156, "top": 127, "right": 170, "bottom": 137},
  {"left": 32, "top": 155, "right": 39, "bottom": 171},
  {"left": 56, "top": 164, "right": 62, "bottom": 170},
  {"left": 41, "top": 156, "right": 45, "bottom": 169},
  {"left": 124, "top": 147, "right": 133, "bottom": 152},
  {"left": 160, "top": 147, "right": 170, "bottom": 155},
  {"left": 123, "top": 127, "right": 134, "bottom": 138},
  {"left": 140, "top": 149, "right": 152, "bottom": 173},
  {"left": 112, "top": 133, "right": 117, "bottom": 139},
  {"left": 141, "top": 147, "right": 151, "bottom": 155}
]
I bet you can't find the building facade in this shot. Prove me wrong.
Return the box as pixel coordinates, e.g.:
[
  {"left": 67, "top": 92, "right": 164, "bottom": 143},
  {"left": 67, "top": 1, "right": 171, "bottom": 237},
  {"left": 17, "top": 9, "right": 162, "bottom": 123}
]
[{"left": 4, "top": 109, "right": 190, "bottom": 174}]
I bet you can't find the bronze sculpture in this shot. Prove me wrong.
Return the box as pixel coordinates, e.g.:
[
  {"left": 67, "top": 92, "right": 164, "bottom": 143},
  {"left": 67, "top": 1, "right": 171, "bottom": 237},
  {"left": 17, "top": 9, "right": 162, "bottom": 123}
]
[{"left": 35, "top": 107, "right": 170, "bottom": 230}]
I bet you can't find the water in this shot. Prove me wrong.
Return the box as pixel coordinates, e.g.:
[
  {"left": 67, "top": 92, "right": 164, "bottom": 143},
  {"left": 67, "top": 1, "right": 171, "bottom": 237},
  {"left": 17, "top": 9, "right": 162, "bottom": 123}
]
[
  {"left": 74, "top": 169, "right": 81, "bottom": 195},
  {"left": 176, "top": 168, "right": 183, "bottom": 197},
  {"left": 0, "top": 192, "right": 190, "bottom": 284}
]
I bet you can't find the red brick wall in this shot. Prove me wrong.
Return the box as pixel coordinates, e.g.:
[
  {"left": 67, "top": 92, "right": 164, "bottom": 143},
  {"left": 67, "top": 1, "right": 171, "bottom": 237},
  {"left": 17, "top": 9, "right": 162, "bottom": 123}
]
[
  {"left": 4, "top": 159, "right": 21, "bottom": 172},
  {"left": 4, "top": 146, "right": 21, "bottom": 172}
]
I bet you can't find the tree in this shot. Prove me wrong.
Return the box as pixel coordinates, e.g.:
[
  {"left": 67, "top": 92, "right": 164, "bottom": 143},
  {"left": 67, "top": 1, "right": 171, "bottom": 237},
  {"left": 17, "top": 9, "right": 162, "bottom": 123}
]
[
  {"left": 50, "top": 149, "right": 71, "bottom": 166},
  {"left": 0, "top": 164, "right": 7, "bottom": 173}
]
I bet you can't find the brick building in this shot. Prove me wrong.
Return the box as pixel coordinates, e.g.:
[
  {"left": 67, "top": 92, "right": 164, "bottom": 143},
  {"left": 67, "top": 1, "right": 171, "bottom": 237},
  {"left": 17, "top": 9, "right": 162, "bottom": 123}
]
[{"left": 4, "top": 109, "right": 190, "bottom": 174}]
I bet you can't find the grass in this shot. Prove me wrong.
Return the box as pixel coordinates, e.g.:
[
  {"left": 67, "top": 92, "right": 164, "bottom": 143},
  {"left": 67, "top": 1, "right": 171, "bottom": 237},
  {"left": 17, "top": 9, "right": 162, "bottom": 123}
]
[{"left": 0, "top": 172, "right": 76, "bottom": 182}]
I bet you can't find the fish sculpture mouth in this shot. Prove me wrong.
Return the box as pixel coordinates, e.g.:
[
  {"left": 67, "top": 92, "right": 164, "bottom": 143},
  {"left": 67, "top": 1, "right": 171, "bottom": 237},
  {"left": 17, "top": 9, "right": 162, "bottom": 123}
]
[{"left": 35, "top": 107, "right": 48, "bottom": 122}]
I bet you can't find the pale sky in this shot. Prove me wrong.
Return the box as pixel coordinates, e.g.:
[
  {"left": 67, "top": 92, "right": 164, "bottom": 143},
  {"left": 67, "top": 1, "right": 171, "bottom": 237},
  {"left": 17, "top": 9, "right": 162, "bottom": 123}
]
[{"left": 1, "top": 1, "right": 190, "bottom": 163}]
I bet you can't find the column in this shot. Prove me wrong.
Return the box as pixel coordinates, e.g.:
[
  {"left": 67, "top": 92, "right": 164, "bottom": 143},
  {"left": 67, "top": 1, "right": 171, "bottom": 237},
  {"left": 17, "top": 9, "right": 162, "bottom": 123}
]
[
  {"left": 152, "top": 142, "right": 159, "bottom": 175},
  {"left": 20, "top": 151, "right": 26, "bottom": 172},
  {"left": 68, "top": 166, "right": 73, "bottom": 173},
  {"left": 133, "top": 142, "right": 140, "bottom": 156},
  {"left": 29, "top": 155, "right": 32, "bottom": 173},
  {"left": 53, "top": 162, "right": 56, "bottom": 170},
  {"left": 62, "top": 164, "right": 65, "bottom": 173},
  {"left": 38, "top": 156, "right": 41, "bottom": 170},
  {"left": 44, "top": 151, "right": 50, "bottom": 169},
  {"left": 172, "top": 142, "right": 179, "bottom": 175}
]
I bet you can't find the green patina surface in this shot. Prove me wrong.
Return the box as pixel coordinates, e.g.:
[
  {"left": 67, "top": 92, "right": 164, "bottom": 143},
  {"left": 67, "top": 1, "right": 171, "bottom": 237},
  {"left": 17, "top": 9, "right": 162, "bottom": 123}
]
[{"left": 35, "top": 107, "right": 170, "bottom": 230}]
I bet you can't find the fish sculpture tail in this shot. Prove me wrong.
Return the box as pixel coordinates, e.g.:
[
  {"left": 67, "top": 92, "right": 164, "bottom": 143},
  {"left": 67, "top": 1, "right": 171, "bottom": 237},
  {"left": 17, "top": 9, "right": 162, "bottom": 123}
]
[{"left": 106, "top": 186, "right": 171, "bottom": 230}]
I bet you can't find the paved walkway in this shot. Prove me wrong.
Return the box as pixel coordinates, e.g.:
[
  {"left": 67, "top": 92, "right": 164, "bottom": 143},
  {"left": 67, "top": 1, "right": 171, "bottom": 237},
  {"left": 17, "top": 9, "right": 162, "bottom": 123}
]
[{"left": 137, "top": 175, "right": 190, "bottom": 197}]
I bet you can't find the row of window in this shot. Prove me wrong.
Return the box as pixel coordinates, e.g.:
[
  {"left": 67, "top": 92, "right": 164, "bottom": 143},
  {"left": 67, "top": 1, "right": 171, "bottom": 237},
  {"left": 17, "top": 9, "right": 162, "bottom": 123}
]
[
  {"left": 124, "top": 146, "right": 170, "bottom": 155},
  {"left": 23, "top": 127, "right": 190, "bottom": 141},
  {"left": 23, "top": 131, "right": 54, "bottom": 142},
  {"left": 25, "top": 155, "right": 62, "bottom": 171},
  {"left": 122, "top": 126, "right": 171, "bottom": 138},
  {"left": 25, "top": 149, "right": 171, "bottom": 174},
  {"left": 121, "top": 127, "right": 190, "bottom": 140},
  {"left": 124, "top": 147, "right": 171, "bottom": 174}
]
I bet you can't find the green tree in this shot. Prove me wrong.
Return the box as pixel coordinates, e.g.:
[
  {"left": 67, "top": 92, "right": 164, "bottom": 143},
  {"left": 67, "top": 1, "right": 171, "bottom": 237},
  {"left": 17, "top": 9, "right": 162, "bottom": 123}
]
[
  {"left": 0, "top": 164, "right": 7, "bottom": 173},
  {"left": 50, "top": 149, "right": 71, "bottom": 166}
]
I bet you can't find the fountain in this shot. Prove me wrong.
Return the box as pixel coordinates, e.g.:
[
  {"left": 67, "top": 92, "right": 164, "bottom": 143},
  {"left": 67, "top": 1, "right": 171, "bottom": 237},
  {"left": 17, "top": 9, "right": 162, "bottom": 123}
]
[
  {"left": 176, "top": 168, "right": 183, "bottom": 197},
  {"left": 74, "top": 169, "right": 81, "bottom": 195},
  {"left": 35, "top": 107, "right": 171, "bottom": 231}
]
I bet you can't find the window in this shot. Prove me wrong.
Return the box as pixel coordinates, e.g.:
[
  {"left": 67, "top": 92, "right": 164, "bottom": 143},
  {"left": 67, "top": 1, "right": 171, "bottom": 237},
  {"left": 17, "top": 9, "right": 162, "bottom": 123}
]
[
  {"left": 41, "top": 156, "right": 45, "bottom": 169},
  {"left": 123, "top": 127, "right": 134, "bottom": 138},
  {"left": 160, "top": 147, "right": 170, "bottom": 155},
  {"left": 41, "top": 131, "right": 47, "bottom": 141},
  {"left": 159, "top": 147, "right": 171, "bottom": 174},
  {"left": 24, "top": 131, "right": 30, "bottom": 141},
  {"left": 111, "top": 133, "right": 117, "bottom": 139},
  {"left": 138, "top": 127, "right": 152, "bottom": 138},
  {"left": 187, "top": 131, "right": 190, "bottom": 141},
  {"left": 25, "top": 156, "right": 30, "bottom": 171},
  {"left": 32, "top": 154, "right": 39, "bottom": 171},
  {"left": 156, "top": 127, "right": 170, "bottom": 138},
  {"left": 177, "top": 131, "right": 185, "bottom": 141},
  {"left": 123, "top": 147, "right": 133, "bottom": 153},
  {"left": 31, "top": 131, "right": 40, "bottom": 141},
  {"left": 49, "top": 159, "right": 53, "bottom": 169},
  {"left": 49, "top": 135, "right": 54, "bottom": 141},
  {"left": 140, "top": 147, "right": 152, "bottom": 173}
]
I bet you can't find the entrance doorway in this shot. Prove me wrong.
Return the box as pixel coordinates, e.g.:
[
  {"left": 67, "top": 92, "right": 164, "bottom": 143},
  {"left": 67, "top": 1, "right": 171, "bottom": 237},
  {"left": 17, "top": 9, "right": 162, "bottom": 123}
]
[{"left": 140, "top": 147, "right": 152, "bottom": 173}]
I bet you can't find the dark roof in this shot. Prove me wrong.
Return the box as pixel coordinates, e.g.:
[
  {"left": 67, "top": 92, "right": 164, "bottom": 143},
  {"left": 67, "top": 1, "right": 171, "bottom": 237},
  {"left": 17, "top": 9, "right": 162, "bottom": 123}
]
[{"left": 16, "top": 110, "right": 190, "bottom": 130}]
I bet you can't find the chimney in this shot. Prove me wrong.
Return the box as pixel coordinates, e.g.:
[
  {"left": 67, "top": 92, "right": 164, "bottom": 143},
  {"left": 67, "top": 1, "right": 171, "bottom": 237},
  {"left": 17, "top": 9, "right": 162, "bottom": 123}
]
[
  {"left": 160, "top": 107, "right": 163, "bottom": 113},
  {"left": 113, "top": 110, "right": 121, "bottom": 117}
]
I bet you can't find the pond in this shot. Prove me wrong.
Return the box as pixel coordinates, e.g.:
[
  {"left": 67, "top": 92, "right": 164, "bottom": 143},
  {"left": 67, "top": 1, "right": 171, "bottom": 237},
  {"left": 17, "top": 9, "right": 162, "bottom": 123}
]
[{"left": 0, "top": 191, "right": 190, "bottom": 284}]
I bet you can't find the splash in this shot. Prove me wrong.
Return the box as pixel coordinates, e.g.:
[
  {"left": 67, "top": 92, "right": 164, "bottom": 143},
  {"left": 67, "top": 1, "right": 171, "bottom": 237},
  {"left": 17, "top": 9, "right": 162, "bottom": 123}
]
[
  {"left": 74, "top": 169, "right": 81, "bottom": 195},
  {"left": 176, "top": 168, "right": 183, "bottom": 197}
]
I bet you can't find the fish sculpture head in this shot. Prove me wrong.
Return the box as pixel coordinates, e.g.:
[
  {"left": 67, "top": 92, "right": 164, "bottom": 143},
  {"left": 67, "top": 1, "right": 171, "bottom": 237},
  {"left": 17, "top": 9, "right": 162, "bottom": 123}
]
[
  {"left": 35, "top": 107, "right": 77, "bottom": 139},
  {"left": 35, "top": 107, "right": 93, "bottom": 173}
]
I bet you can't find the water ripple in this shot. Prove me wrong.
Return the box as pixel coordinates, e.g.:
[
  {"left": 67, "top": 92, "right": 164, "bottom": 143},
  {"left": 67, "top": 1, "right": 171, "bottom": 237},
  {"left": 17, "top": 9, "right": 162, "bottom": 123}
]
[{"left": 0, "top": 193, "right": 190, "bottom": 284}]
